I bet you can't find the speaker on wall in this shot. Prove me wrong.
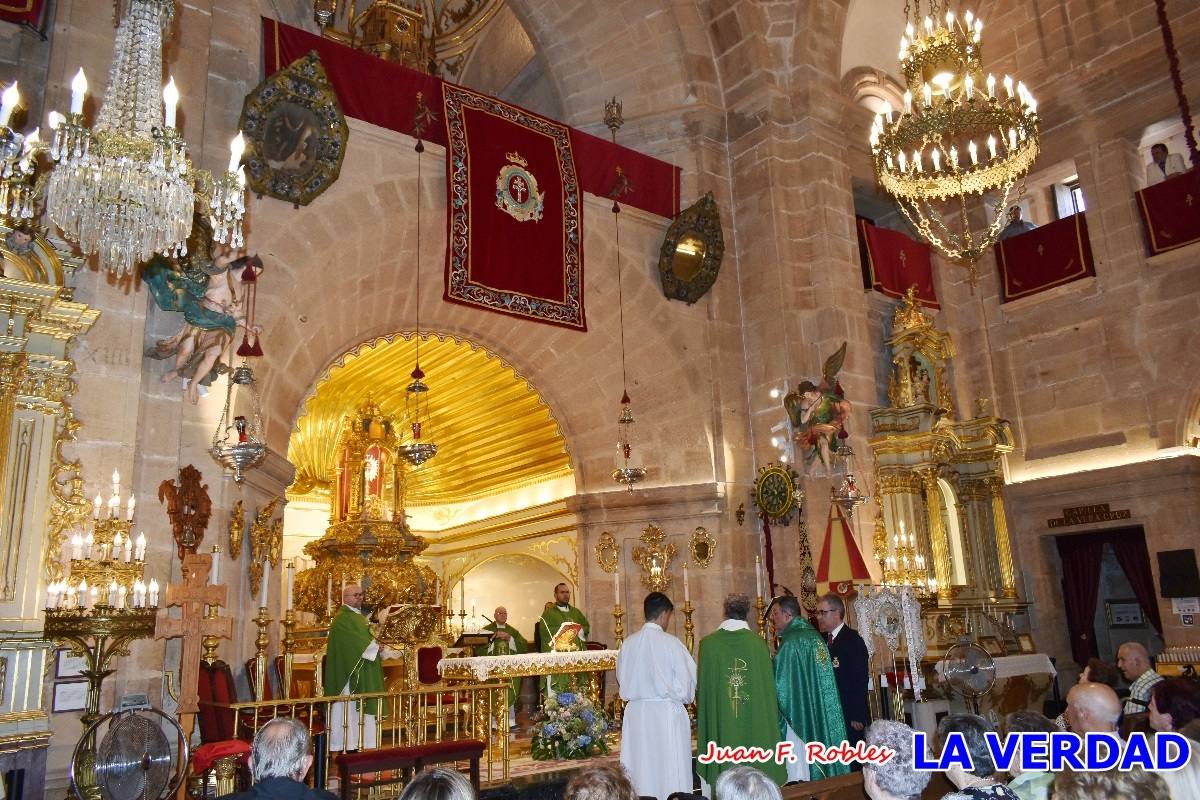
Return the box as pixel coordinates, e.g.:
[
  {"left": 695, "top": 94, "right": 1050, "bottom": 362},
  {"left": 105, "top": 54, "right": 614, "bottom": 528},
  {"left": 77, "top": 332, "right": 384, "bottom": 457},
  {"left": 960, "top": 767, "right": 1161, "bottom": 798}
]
[{"left": 1157, "top": 549, "right": 1200, "bottom": 598}]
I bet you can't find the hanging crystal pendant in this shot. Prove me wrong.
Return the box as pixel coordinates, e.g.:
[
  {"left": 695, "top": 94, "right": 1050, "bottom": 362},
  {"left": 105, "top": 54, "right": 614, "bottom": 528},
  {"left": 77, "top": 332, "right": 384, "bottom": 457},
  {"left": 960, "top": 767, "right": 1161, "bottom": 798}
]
[
  {"left": 612, "top": 391, "right": 646, "bottom": 492},
  {"left": 397, "top": 363, "right": 438, "bottom": 467},
  {"left": 210, "top": 363, "right": 267, "bottom": 482}
]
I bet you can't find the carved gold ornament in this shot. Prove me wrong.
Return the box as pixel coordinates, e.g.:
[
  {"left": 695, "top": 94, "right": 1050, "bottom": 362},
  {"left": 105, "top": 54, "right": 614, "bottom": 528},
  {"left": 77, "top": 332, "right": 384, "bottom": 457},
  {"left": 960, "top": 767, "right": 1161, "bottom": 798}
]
[
  {"left": 595, "top": 531, "right": 618, "bottom": 573},
  {"left": 632, "top": 524, "right": 677, "bottom": 593},
  {"left": 228, "top": 500, "right": 245, "bottom": 559},
  {"left": 689, "top": 527, "right": 715, "bottom": 569},
  {"left": 248, "top": 498, "right": 283, "bottom": 598}
]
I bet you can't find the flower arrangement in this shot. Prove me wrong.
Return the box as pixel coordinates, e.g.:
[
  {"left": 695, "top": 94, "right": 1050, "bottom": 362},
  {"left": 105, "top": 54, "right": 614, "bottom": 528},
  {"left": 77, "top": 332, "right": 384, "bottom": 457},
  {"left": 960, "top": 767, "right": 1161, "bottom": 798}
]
[{"left": 531, "top": 691, "right": 611, "bottom": 760}]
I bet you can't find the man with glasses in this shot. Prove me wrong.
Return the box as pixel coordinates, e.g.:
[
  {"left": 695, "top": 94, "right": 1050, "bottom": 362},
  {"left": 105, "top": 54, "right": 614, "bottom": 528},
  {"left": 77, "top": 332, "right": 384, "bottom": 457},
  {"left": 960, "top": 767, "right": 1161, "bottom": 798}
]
[{"left": 815, "top": 593, "right": 870, "bottom": 757}]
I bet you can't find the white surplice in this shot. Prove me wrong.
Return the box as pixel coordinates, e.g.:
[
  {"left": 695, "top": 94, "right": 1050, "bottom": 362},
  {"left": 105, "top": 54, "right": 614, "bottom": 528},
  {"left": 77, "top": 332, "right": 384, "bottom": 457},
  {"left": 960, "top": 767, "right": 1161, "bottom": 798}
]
[{"left": 617, "top": 622, "right": 697, "bottom": 800}]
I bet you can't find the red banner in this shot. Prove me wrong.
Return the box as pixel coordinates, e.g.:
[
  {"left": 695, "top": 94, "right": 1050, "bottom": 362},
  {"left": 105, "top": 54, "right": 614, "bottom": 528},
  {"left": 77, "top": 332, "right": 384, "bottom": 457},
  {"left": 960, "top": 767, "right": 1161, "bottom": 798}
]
[
  {"left": 1135, "top": 168, "right": 1200, "bottom": 256},
  {"left": 443, "top": 84, "right": 584, "bottom": 330},
  {"left": 856, "top": 218, "right": 939, "bottom": 308},
  {"left": 0, "top": 0, "right": 44, "bottom": 26},
  {"left": 994, "top": 212, "right": 1096, "bottom": 303},
  {"left": 262, "top": 17, "right": 679, "bottom": 218},
  {"left": 815, "top": 504, "right": 872, "bottom": 593}
]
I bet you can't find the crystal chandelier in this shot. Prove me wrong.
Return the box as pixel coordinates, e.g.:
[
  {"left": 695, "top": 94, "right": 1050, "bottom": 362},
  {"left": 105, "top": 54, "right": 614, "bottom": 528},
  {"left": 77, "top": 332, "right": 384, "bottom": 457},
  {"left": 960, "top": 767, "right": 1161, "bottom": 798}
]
[
  {"left": 210, "top": 363, "right": 267, "bottom": 482},
  {"left": 397, "top": 111, "right": 438, "bottom": 469},
  {"left": 605, "top": 98, "right": 647, "bottom": 492},
  {"left": 0, "top": 83, "right": 41, "bottom": 226},
  {"left": 45, "top": 0, "right": 246, "bottom": 277},
  {"left": 870, "top": 0, "right": 1040, "bottom": 283},
  {"left": 879, "top": 518, "right": 937, "bottom": 597}
]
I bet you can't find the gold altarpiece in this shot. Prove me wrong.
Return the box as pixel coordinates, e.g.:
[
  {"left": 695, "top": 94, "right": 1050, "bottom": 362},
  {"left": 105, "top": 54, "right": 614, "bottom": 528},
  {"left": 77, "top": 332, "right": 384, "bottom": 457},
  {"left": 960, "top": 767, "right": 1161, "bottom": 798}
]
[
  {"left": 868, "top": 289, "right": 1025, "bottom": 655},
  {"left": 0, "top": 225, "right": 99, "bottom": 787}
]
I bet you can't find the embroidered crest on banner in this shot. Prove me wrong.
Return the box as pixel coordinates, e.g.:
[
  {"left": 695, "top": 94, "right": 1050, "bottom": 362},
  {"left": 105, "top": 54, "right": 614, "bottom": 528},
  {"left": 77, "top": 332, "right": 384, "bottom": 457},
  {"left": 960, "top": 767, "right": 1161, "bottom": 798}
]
[{"left": 495, "top": 151, "right": 544, "bottom": 222}]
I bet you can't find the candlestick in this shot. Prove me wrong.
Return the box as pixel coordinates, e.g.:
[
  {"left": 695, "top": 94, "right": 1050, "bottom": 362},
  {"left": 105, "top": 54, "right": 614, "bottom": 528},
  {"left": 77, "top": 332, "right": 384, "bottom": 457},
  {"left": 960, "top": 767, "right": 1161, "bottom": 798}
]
[
  {"left": 259, "top": 560, "right": 271, "bottom": 608},
  {"left": 117, "top": 585, "right": 126, "bottom": 610},
  {"left": 107, "top": 581, "right": 117, "bottom": 607},
  {"left": 459, "top": 579, "right": 465, "bottom": 611},
  {"left": 282, "top": 609, "right": 296, "bottom": 699},
  {"left": 70, "top": 69, "right": 86, "bottom": 115},
  {"left": 681, "top": 600, "right": 695, "bottom": 653},
  {"left": 286, "top": 562, "right": 294, "bottom": 611},
  {"left": 83, "top": 532, "right": 94, "bottom": 560},
  {"left": 88, "top": 585, "right": 97, "bottom": 609},
  {"left": 754, "top": 595, "right": 767, "bottom": 639},
  {"left": 612, "top": 568, "right": 619, "bottom": 600},
  {"left": 253, "top": 606, "right": 270, "bottom": 701},
  {"left": 123, "top": 536, "right": 132, "bottom": 563}
]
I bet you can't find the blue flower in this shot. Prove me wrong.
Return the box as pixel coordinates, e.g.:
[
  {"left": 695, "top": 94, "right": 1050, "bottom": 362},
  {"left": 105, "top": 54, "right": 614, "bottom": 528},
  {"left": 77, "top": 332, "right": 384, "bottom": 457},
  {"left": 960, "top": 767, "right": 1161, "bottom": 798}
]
[
  {"left": 577, "top": 735, "right": 592, "bottom": 747},
  {"left": 581, "top": 709, "right": 595, "bottom": 724},
  {"left": 557, "top": 692, "right": 577, "bottom": 705},
  {"left": 543, "top": 723, "right": 558, "bottom": 737}
]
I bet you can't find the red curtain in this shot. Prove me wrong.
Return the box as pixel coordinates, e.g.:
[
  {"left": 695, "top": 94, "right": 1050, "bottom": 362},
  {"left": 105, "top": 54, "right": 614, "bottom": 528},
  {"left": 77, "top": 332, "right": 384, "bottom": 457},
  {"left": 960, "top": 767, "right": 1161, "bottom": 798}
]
[
  {"left": 0, "top": 0, "right": 44, "bottom": 27},
  {"left": 856, "top": 218, "right": 939, "bottom": 308},
  {"left": 1135, "top": 169, "right": 1200, "bottom": 256},
  {"left": 1109, "top": 529, "right": 1163, "bottom": 634},
  {"left": 995, "top": 212, "right": 1096, "bottom": 302},
  {"left": 1055, "top": 534, "right": 1104, "bottom": 666}
]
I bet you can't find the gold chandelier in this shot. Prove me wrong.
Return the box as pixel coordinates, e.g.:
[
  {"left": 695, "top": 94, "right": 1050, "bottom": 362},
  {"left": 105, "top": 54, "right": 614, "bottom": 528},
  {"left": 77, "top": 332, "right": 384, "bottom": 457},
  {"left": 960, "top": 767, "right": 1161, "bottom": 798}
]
[{"left": 871, "top": 1, "right": 1040, "bottom": 282}]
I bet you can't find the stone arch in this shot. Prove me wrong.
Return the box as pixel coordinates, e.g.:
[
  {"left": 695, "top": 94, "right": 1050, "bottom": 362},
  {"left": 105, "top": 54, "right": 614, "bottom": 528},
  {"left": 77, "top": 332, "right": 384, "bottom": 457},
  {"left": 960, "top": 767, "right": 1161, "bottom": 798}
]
[{"left": 841, "top": 66, "right": 904, "bottom": 115}]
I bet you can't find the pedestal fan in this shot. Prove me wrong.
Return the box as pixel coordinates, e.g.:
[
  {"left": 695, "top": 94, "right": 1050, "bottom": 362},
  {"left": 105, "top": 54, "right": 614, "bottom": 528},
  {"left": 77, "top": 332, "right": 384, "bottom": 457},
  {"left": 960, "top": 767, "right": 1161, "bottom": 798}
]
[
  {"left": 941, "top": 642, "right": 997, "bottom": 715},
  {"left": 70, "top": 706, "right": 188, "bottom": 800}
]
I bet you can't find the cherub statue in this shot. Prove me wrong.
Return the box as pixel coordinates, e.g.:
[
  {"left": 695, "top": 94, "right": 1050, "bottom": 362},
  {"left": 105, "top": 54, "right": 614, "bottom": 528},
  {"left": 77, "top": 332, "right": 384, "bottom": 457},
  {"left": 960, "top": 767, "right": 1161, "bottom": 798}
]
[
  {"left": 144, "top": 214, "right": 264, "bottom": 404},
  {"left": 784, "top": 342, "right": 853, "bottom": 477}
]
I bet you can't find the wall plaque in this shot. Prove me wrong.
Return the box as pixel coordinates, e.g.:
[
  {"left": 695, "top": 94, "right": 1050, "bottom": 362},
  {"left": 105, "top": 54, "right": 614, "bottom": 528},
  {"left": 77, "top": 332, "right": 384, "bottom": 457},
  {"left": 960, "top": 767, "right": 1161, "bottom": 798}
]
[{"left": 1046, "top": 503, "right": 1131, "bottom": 528}]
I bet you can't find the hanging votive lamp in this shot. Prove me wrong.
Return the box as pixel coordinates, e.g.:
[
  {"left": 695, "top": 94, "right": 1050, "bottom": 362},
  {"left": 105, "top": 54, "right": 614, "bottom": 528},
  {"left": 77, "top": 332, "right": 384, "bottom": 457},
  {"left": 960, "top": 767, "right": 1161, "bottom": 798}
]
[{"left": 210, "top": 363, "right": 267, "bottom": 482}]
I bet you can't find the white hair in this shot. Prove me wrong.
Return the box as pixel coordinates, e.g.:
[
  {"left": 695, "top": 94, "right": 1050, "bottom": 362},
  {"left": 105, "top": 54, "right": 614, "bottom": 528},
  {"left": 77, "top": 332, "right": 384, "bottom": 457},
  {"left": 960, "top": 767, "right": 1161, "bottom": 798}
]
[
  {"left": 250, "top": 718, "right": 310, "bottom": 781},
  {"left": 715, "top": 766, "right": 782, "bottom": 800},
  {"left": 865, "top": 720, "right": 932, "bottom": 799}
]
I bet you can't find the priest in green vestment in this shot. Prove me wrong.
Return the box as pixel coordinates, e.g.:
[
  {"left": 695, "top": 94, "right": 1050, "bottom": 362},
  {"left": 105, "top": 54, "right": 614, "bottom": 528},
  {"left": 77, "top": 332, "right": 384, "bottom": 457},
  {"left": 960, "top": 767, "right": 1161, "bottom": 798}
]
[
  {"left": 697, "top": 593, "right": 787, "bottom": 789},
  {"left": 475, "top": 605, "right": 529, "bottom": 727},
  {"left": 326, "top": 583, "right": 386, "bottom": 751},
  {"left": 537, "top": 583, "right": 590, "bottom": 693},
  {"left": 769, "top": 594, "right": 849, "bottom": 781}
]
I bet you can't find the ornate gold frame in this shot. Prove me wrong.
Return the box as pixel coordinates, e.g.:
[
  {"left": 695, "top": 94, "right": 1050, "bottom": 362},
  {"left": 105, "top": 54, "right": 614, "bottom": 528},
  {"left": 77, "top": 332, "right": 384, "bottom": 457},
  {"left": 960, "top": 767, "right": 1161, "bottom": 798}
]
[
  {"left": 689, "top": 526, "right": 715, "bottom": 568},
  {"left": 657, "top": 192, "right": 725, "bottom": 304},
  {"left": 632, "top": 524, "right": 677, "bottom": 593},
  {"left": 594, "top": 531, "right": 618, "bottom": 573}
]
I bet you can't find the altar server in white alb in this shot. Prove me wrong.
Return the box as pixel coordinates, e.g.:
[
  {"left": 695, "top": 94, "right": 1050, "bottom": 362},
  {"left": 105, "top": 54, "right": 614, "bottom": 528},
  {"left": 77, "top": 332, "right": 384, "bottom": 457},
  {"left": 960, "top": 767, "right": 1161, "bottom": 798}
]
[{"left": 617, "top": 591, "right": 697, "bottom": 800}]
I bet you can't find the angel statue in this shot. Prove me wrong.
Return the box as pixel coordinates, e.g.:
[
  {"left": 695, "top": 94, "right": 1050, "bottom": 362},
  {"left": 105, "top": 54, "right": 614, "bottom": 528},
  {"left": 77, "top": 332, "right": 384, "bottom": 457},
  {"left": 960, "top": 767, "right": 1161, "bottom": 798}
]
[
  {"left": 784, "top": 342, "right": 853, "bottom": 477},
  {"left": 144, "top": 213, "right": 264, "bottom": 404}
]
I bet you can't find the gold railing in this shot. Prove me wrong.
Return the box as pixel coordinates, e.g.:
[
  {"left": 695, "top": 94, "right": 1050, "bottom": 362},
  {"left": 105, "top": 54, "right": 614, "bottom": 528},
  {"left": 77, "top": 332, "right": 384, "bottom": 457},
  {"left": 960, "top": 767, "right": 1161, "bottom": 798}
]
[{"left": 220, "top": 681, "right": 510, "bottom": 789}]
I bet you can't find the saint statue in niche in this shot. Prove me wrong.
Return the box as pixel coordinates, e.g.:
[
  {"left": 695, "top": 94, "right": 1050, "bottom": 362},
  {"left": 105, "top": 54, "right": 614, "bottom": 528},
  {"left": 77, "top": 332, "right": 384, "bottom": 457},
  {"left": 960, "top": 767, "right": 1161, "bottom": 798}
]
[{"left": 784, "top": 342, "right": 853, "bottom": 477}]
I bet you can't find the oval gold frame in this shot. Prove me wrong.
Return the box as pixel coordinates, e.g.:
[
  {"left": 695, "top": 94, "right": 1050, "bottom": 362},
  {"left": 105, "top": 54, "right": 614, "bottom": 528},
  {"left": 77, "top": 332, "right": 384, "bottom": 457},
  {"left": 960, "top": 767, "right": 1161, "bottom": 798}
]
[
  {"left": 595, "top": 531, "right": 618, "bottom": 573},
  {"left": 689, "top": 526, "right": 715, "bottom": 569}
]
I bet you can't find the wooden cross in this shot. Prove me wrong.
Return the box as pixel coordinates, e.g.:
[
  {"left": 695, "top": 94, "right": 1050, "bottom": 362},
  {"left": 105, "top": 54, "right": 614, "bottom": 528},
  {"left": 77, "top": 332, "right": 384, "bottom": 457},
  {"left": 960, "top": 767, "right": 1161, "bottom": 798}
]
[{"left": 155, "top": 553, "right": 232, "bottom": 740}]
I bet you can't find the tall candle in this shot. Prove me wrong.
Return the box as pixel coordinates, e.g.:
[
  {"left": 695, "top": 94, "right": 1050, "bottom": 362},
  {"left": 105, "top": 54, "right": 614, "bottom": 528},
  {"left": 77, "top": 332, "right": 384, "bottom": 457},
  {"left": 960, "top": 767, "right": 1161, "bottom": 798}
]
[
  {"left": 71, "top": 533, "right": 82, "bottom": 560},
  {"left": 107, "top": 495, "right": 119, "bottom": 519},
  {"left": 126, "top": 495, "right": 136, "bottom": 521},
  {"left": 88, "top": 585, "right": 97, "bottom": 609},
  {"left": 612, "top": 568, "right": 619, "bottom": 602},
  {"left": 117, "top": 584, "right": 126, "bottom": 610},
  {"left": 135, "top": 532, "right": 146, "bottom": 561},
  {"left": 683, "top": 564, "right": 690, "bottom": 602},
  {"left": 210, "top": 546, "right": 220, "bottom": 585},
  {"left": 107, "top": 581, "right": 117, "bottom": 607},
  {"left": 0, "top": 83, "right": 18, "bottom": 128},
  {"left": 69, "top": 69, "right": 86, "bottom": 115},
  {"left": 459, "top": 579, "right": 465, "bottom": 611},
  {"left": 755, "top": 555, "right": 763, "bottom": 598},
  {"left": 286, "top": 562, "right": 295, "bottom": 611},
  {"left": 148, "top": 579, "right": 159, "bottom": 607},
  {"left": 84, "top": 532, "right": 94, "bottom": 560},
  {"left": 92, "top": 493, "right": 101, "bottom": 520},
  {"left": 162, "top": 77, "right": 178, "bottom": 128},
  {"left": 326, "top": 575, "right": 333, "bottom": 615},
  {"left": 123, "top": 536, "right": 132, "bottom": 563},
  {"left": 259, "top": 560, "right": 270, "bottom": 608}
]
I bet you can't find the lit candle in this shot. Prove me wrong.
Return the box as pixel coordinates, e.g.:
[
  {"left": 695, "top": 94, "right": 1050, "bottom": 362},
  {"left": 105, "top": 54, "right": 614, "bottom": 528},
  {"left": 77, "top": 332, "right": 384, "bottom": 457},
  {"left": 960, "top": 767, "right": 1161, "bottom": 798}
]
[
  {"left": 975, "top": 19, "right": 983, "bottom": 35},
  {"left": 945, "top": 10, "right": 955, "bottom": 28},
  {"left": 88, "top": 584, "right": 97, "bottom": 609},
  {"left": 259, "top": 560, "right": 270, "bottom": 608},
  {"left": 92, "top": 493, "right": 101, "bottom": 520},
  {"left": 123, "top": 535, "right": 132, "bottom": 562},
  {"left": 117, "top": 584, "right": 127, "bottom": 609},
  {"left": 899, "top": 518, "right": 906, "bottom": 537},
  {"left": 986, "top": 74, "right": 996, "bottom": 99},
  {"left": 108, "top": 580, "right": 117, "bottom": 607},
  {"left": 931, "top": 148, "right": 940, "bottom": 172},
  {"left": 683, "top": 563, "right": 690, "bottom": 602},
  {"left": 84, "top": 532, "right": 94, "bottom": 560},
  {"left": 755, "top": 555, "right": 763, "bottom": 598},
  {"left": 112, "top": 532, "right": 121, "bottom": 554},
  {"left": 126, "top": 495, "right": 135, "bottom": 521},
  {"left": 45, "top": 584, "right": 54, "bottom": 609},
  {"left": 987, "top": 134, "right": 997, "bottom": 159},
  {"left": 898, "top": 151, "right": 907, "bottom": 171},
  {"left": 949, "top": 145, "right": 958, "bottom": 169},
  {"left": 107, "top": 495, "right": 118, "bottom": 519},
  {"left": 135, "top": 532, "right": 146, "bottom": 561},
  {"left": 0, "top": 83, "right": 18, "bottom": 128},
  {"left": 1008, "top": 127, "right": 1017, "bottom": 152},
  {"left": 964, "top": 74, "right": 974, "bottom": 100},
  {"left": 1017, "top": 81, "right": 1027, "bottom": 102},
  {"left": 210, "top": 546, "right": 220, "bottom": 585},
  {"left": 903, "top": 89, "right": 912, "bottom": 114},
  {"left": 69, "top": 69, "right": 86, "bottom": 115},
  {"left": 162, "top": 77, "right": 178, "bottom": 128},
  {"left": 922, "top": 83, "right": 932, "bottom": 107},
  {"left": 228, "top": 131, "right": 245, "bottom": 173},
  {"left": 913, "top": 150, "right": 923, "bottom": 172},
  {"left": 965, "top": 10, "right": 974, "bottom": 27},
  {"left": 968, "top": 140, "right": 978, "bottom": 164},
  {"left": 924, "top": 15, "right": 933, "bottom": 33},
  {"left": 148, "top": 579, "right": 159, "bottom": 607},
  {"left": 881, "top": 100, "right": 892, "bottom": 123},
  {"left": 65, "top": 584, "right": 76, "bottom": 609},
  {"left": 111, "top": 469, "right": 120, "bottom": 497},
  {"left": 71, "top": 533, "right": 83, "bottom": 560},
  {"left": 286, "top": 562, "right": 295, "bottom": 611},
  {"left": 326, "top": 575, "right": 333, "bottom": 615},
  {"left": 1003, "top": 75, "right": 1013, "bottom": 99},
  {"left": 48, "top": 110, "right": 63, "bottom": 130}
]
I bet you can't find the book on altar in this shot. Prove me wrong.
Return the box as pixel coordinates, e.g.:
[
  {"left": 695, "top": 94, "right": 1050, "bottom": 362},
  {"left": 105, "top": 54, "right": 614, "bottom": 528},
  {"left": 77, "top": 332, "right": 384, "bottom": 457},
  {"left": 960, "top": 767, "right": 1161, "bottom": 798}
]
[{"left": 550, "top": 622, "right": 584, "bottom": 652}]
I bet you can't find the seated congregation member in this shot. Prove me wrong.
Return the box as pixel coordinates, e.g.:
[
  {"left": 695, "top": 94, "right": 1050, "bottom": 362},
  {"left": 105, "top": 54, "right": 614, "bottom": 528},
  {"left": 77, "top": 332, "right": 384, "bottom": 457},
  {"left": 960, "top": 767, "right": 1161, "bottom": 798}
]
[
  {"left": 1064, "top": 681, "right": 1122, "bottom": 735},
  {"left": 769, "top": 594, "right": 848, "bottom": 781},
  {"left": 936, "top": 714, "right": 1019, "bottom": 800},
  {"left": 862, "top": 720, "right": 932, "bottom": 800},
  {"left": 1117, "top": 641, "right": 1163, "bottom": 716},
  {"left": 617, "top": 591, "right": 696, "bottom": 800},
  {"left": 697, "top": 593, "right": 786, "bottom": 789},
  {"left": 564, "top": 764, "right": 638, "bottom": 800},
  {"left": 397, "top": 767, "right": 474, "bottom": 800},
  {"left": 1002, "top": 711, "right": 1058, "bottom": 800},
  {"left": 714, "top": 766, "right": 783, "bottom": 800},
  {"left": 1053, "top": 767, "right": 1168, "bottom": 800},
  {"left": 1149, "top": 678, "right": 1200, "bottom": 800},
  {"left": 218, "top": 718, "right": 336, "bottom": 800},
  {"left": 1055, "top": 657, "right": 1121, "bottom": 730}
]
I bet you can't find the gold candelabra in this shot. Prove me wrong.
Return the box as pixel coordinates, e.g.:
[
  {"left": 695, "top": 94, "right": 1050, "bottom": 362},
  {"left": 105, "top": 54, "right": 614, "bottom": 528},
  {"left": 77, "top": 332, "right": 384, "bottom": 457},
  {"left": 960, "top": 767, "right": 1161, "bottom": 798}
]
[
  {"left": 754, "top": 595, "right": 767, "bottom": 639},
  {"left": 681, "top": 601, "right": 695, "bottom": 653},
  {"left": 611, "top": 602, "right": 626, "bottom": 725},
  {"left": 253, "top": 607, "right": 271, "bottom": 701},
  {"left": 282, "top": 609, "right": 296, "bottom": 700}
]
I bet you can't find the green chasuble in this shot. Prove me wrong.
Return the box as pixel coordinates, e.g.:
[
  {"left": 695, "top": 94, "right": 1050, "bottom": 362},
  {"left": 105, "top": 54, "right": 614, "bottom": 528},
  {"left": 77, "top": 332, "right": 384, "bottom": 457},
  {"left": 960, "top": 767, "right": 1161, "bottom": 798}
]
[
  {"left": 774, "top": 616, "right": 849, "bottom": 779},
  {"left": 537, "top": 603, "right": 590, "bottom": 693},
  {"left": 475, "top": 622, "right": 529, "bottom": 704},
  {"left": 326, "top": 605, "right": 386, "bottom": 714},
  {"left": 697, "top": 626, "right": 787, "bottom": 786}
]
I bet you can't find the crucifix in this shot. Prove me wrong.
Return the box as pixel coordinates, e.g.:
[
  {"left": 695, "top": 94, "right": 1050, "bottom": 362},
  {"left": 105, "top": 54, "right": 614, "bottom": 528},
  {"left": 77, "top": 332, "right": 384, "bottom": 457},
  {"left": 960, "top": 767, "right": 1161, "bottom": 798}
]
[{"left": 155, "top": 553, "right": 232, "bottom": 743}]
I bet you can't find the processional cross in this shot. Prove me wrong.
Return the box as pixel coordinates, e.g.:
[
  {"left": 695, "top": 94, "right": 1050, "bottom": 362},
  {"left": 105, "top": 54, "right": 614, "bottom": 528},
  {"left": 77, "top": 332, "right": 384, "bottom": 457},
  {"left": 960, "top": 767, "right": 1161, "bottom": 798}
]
[{"left": 155, "top": 553, "right": 232, "bottom": 739}]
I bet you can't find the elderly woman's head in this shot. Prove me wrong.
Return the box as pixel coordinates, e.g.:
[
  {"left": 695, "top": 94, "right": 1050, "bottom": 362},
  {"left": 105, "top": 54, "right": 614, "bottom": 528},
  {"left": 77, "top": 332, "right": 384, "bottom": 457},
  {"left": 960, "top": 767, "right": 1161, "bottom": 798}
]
[
  {"left": 937, "top": 714, "right": 997, "bottom": 785},
  {"left": 714, "top": 766, "right": 782, "bottom": 800},
  {"left": 564, "top": 764, "right": 637, "bottom": 800},
  {"left": 397, "top": 767, "right": 474, "bottom": 800},
  {"left": 1150, "top": 677, "right": 1200, "bottom": 732},
  {"left": 862, "top": 720, "right": 931, "bottom": 800}
]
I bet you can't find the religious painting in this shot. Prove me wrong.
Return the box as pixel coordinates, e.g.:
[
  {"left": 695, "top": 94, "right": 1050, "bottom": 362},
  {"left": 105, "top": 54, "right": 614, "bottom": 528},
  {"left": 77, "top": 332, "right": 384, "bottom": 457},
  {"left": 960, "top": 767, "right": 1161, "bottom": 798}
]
[
  {"left": 784, "top": 342, "right": 852, "bottom": 477},
  {"left": 240, "top": 51, "right": 349, "bottom": 207},
  {"left": 1016, "top": 633, "right": 1036, "bottom": 654}
]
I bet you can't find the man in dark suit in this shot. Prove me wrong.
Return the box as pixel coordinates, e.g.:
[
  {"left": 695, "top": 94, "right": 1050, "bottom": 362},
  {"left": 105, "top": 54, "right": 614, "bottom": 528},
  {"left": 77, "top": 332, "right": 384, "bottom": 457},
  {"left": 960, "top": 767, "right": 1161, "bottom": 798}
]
[{"left": 816, "top": 593, "right": 870, "bottom": 759}]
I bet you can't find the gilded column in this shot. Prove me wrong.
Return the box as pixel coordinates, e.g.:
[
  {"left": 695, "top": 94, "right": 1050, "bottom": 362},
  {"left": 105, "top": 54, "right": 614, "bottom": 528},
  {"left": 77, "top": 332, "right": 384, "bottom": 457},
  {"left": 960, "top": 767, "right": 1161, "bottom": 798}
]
[
  {"left": 921, "top": 468, "right": 953, "bottom": 604},
  {"left": 987, "top": 477, "right": 1018, "bottom": 599}
]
